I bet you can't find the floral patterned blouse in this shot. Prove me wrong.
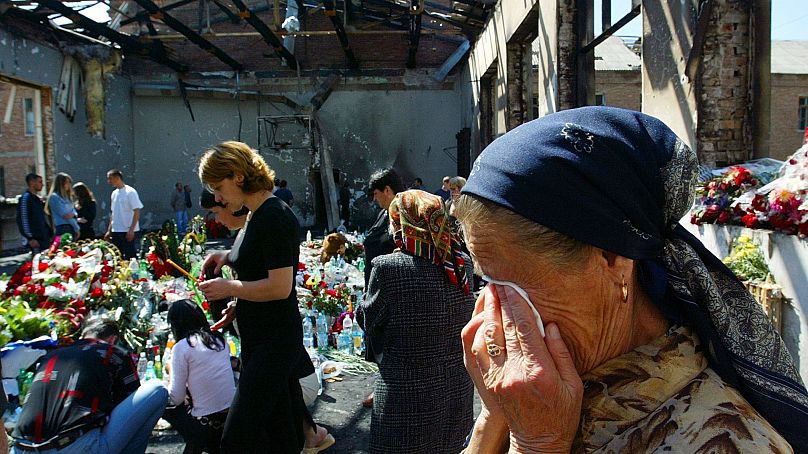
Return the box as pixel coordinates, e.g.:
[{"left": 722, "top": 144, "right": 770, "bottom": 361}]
[{"left": 575, "top": 326, "right": 792, "bottom": 453}]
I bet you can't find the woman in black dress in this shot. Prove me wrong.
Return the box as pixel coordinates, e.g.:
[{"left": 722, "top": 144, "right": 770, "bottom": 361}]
[
  {"left": 197, "top": 141, "right": 306, "bottom": 453},
  {"left": 72, "top": 182, "right": 97, "bottom": 239}
]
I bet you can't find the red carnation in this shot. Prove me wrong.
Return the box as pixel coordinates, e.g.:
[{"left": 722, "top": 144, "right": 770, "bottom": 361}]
[
  {"left": 90, "top": 288, "right": 104, "bottom": 299},
  {"left": 202, "top": 301, "right": 210, "bottom": 311},
  {"left": 65, "top": 249, "right": 76, "bottom": 258},
  {"left": 22, "top": 276, "right": 32, "bottom": 284},
  {"left": 741, "top": 212, "right": 759, "bottom": 228},
  {"left": 38, "top": 262, "right": 49, "bottom": 272},
  {"left": 751, "top": 194, "right": 768, "bottom": 212},
  {"left": 20, "top": 262, "right": 32, "bottom": 273},
  {"left": 717, "top": 211, "right": 731, "bottom": 224}
]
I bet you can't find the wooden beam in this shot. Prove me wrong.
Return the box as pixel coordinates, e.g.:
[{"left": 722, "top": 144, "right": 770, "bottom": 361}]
[
  {"left": 121, "top": 0, "right": 195, "bottom": 25},
  {"left": 407, "top": 0, "right": 422, "bottom": 68},
  {"left": 322, "top": 0, "right": 359, "bottom": 69},
  {"left": 211, "top": 0, "right": 241, "bottom": 24},
  {"left": 229, "top": 0, "right": 299, "bottom": 69},
  {"left": 35, "top": 0, "right": 188, "bottom": 72},
  {"left": 580, "top": 0, "right": 639, "bottom": 54},
  {"left": 685, "top": 0, "right": 714, "bottom": 80},
  {"left": 132, "top": 0, "right": 243, "bottom": 70}
]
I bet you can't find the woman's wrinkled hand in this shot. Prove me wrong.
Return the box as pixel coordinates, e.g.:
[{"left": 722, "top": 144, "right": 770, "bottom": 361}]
[
  {"left": 198, "top": 277, "right": 235, "bottom": 302},
  {"left": 468, "top": 284, "right": 583, "bottom": 454},
  {"left": 201, "top": 250, "right": 230, "bottom": 276}
]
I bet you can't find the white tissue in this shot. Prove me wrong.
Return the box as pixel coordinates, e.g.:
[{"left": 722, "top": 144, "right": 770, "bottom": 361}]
[{"left": 482, "top": 275, "right": 546, "bottom": 338}]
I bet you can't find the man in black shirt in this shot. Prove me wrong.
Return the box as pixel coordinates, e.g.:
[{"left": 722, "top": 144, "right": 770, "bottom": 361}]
[{"left": 12, "top": 317, "right": 167, "bottom": 454}]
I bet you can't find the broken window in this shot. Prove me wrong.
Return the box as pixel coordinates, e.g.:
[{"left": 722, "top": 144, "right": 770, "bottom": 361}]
[{"left": 24, "top": 97, "right": 34, "bottom": 136}]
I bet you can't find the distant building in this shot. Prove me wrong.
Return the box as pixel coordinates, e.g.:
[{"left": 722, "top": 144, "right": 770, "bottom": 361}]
[
  {"left": 594, "top": 36, "right": 642, "bottom": 112},
  {"left": 770, "top": 41, "right": 808, "bottom": 160}
]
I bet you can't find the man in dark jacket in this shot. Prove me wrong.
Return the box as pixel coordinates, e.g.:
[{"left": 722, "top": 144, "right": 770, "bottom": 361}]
[
  {"left": 11, "top": 317, "right": 167, "bottom": 454},
  {"left": 363, "top": 168, "right": 403, "bottom": 287},
  {"left": 16, "top": 173, "right": 50, "bottom": 253}
]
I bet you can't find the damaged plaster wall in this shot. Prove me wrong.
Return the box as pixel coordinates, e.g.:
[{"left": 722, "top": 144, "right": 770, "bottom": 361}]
[
  {"left": 0, "top": 27, "right": 134, "bottom": 237},
  {"left": 132, "top": 88, "right": 462, "bottom": 229}
]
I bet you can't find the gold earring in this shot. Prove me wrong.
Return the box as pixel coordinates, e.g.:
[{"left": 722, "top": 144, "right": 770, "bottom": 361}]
[{"left": 621, "top": 274, "right": 628, "bottom": 303}]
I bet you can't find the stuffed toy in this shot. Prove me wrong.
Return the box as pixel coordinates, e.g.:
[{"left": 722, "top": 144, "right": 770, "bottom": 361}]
[{"left": 320, "top": 232, "right": 347, "bottom": 263}]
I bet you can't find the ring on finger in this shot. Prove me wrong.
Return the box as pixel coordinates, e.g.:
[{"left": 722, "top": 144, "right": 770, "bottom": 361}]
[{"left": 486, "top": 342, "right": 503, "bottom": 357}]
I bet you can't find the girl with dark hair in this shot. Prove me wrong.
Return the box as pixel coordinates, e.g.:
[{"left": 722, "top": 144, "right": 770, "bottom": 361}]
[
  {"left": 73, "top": 182, "right": 97, "bottom": 239},
  {"left": 163, "top": 300, "right": 235, "bottom": 454}
]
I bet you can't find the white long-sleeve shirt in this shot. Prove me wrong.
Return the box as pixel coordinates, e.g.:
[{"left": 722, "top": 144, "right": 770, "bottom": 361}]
[{"left": 168, "top": 334, "right": 235, "bottom": 417}]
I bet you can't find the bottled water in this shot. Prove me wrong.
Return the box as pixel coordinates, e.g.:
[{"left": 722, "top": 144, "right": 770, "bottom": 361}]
[
  {"left": 340, "top": 315, "right": 353, "bottom": 354},
  {"left": 144, "top": 361, "right": 157, "bottom": 381},
  {"left": 306, "top": 230, "right": 312, "bottom": 243},
  {"left": 316, "top": 311, "right": 329, "bottom": 349},
  {"left": 352, "top": 325, "right": 364, "bottom": 356},
  {"left": 136, "top": 352, "right": 148, "bottom": 382},
  {"left": 303, "top": 316, "right": 314, "bottom": 351}
]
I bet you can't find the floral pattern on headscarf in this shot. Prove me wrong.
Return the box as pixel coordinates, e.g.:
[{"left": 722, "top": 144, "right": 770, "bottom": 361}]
[{"left": 388, "top": 190, "right": 469, "bottom": 295}]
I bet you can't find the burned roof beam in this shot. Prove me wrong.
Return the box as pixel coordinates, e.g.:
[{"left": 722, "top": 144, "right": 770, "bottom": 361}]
[
  {"left": 121, "top": 0, "right": 195, "bottom": 26},
  {"left": 132, "top": 0, "right": 243, "bottom": 71},
  {"left": 362, "top": 0, "right": 479, "bottom": 34},
  {"left": 35, "top": 0, "right": 188, "bottom": 72},
  {"left": 322, "top": 0, "right": 359, "bottom": 69},
  {"left": 407, "top": 0, "right": 422, "bottom": 68},
  {"left": 211, "top": 0, "right": 241, "bottom": 24},
  {"left": 229, "top": 0, "right": 299, "bottom": 70}
]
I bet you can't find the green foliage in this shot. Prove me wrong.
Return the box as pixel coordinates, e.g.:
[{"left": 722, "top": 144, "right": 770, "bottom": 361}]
[{"left": 0, "top": 298, "right": 54, "bottom": 345}]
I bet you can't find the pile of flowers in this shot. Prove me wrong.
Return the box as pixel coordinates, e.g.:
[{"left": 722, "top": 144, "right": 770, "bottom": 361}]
[
  {"left": 723, "top": 235, "right": 771, "bottom": 282},
  {"left": 0, "top": 237, "right": 126, "bottom": 342},
  {"left": 691, "top": 151, "right": 808, "bottom": 236}
]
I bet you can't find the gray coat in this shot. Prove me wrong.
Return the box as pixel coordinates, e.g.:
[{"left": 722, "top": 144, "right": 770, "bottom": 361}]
[{"left": 357, "top": 251, "right": 475, "bottom": 454}]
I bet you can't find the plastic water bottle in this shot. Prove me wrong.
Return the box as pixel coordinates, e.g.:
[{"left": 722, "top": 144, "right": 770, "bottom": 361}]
[
  {"left": 336, "top": 220, "right": 347, "bottom": 233},
  {"left": 136, "top": 352, "right": 148, "bottom": 382},
  {"left": 352, "top": 323, "right": 364, "bottom": 356},
  {"left": 316, "top": 312, "right": 328, "bottom": 349},
  {"left": 303, "top": 316, "right": 314, "bottom": 351},
  {"left": 340, "top": 315, "right": 353, "bottom": 353},
  {"left": 144, "top": 360, "right": 157, "bottom": 381},
  {"left": 306, "top": 230, "right": 312, "bottom": 243}
]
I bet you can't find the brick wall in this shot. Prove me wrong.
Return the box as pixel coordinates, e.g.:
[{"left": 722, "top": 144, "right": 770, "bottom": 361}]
[
  {"left": 0, "top": 81, "right": 38, "bottom": 198},
  {"left": 595, "top": 70, "right": 640, "bottom": 111},
  {"left": 770, "top": 73, "right": 808, "bottom": 160},
  {"left": 697, "top": 0, "right": 752, "bottom": 166}
]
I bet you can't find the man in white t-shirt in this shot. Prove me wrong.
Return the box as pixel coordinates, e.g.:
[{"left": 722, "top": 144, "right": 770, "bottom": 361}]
[{"left": 103, "top": 169, "right": 144, "bottom": 259}]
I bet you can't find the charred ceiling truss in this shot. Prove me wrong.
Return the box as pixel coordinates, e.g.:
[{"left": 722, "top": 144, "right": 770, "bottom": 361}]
[
  {"left": 3, "top": 0, "right": 492, "bottom": 73},
  {"left": 229, "top": 0, "right": 299, "bottom": 69},
  {"left": 322, "top": 0, "right": 359, "bottom": 69},
  {"left": 33, "top": 0, "right": 189, "bottom": 72},
  {"left": 131, "top": 0, "right": 243, "bottom": 70}
]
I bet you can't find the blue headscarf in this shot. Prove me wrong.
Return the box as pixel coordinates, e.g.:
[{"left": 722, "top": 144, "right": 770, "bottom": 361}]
[{"left": 462, "top": 106, "right": 808, "bottom": 451}]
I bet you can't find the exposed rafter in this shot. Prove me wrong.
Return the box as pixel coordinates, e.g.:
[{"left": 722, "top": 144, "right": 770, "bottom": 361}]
[
  {"left": 132, "top": 0, "right": 243, "bottom": 71},
  {"left": 35, "top": 0, "right": 188, "bottom": 72},
  {"left": 407, "top": 0, "right": 422, "bottom": 68},
  {"left": 120, "top": 0, "right": 196, "bottom": 26},
  {"left": 323, "top": 0, "right": 359, "bottom": 69},
  {"left": 228, "top": 0, "right": 299, "bottom": 70}
]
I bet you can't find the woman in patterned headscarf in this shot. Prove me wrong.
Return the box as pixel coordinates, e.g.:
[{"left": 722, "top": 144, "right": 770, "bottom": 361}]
[
  {"left": 356, "top": 189, "right": 474, "bottom": 454},
  {"left": 457, "top": 107, "right": 808, "bottom": 453}
]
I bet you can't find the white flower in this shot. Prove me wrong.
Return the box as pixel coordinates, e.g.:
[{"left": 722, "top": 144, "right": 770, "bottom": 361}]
[
  {"left": 194, "top": 245, "right": 202, "bottom": 254},
  {"left": 114, "top": 306, "right": 124, "bottom": 320}
]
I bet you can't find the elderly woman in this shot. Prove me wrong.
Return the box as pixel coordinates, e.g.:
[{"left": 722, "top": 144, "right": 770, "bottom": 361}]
[
  {"left": 457, "top": 107, "right": 808, "bottom": 453},
  {"left": 357, "top": 190, "right": 475, "bottom": 453}
]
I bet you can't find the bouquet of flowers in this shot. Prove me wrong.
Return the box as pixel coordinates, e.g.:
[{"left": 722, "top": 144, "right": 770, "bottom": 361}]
[
  {"left": 0, "top": 239, "right": 126, "bottom": 341},
  {"left": 691, "top": 159, "right": 808, "bottom": 236},
  {"left": 723, "top": 235, "right": 771, "bottom": 282},
  {"left": 691, "top": 166, "right": 761, "bottom": 225}
]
